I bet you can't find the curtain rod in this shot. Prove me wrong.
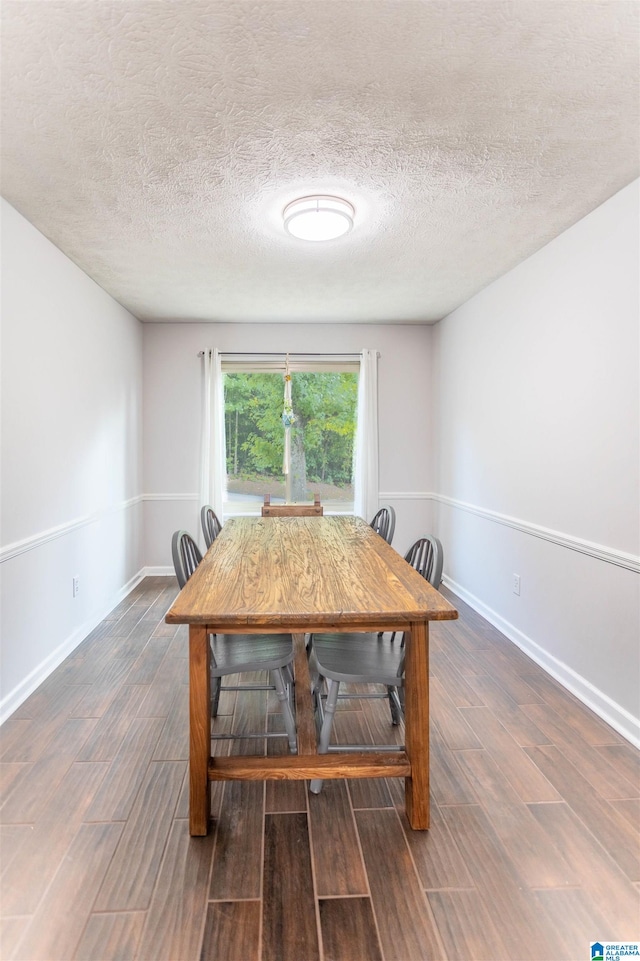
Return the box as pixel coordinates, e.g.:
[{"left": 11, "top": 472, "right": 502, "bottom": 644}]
[{"left": 197, "top": 350, "right": 367, "bottom": 358}]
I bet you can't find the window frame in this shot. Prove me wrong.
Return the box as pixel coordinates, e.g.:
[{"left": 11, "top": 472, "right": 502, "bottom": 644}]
[{"left": 220, "top": 354, "right": 360, "bottom": 517}]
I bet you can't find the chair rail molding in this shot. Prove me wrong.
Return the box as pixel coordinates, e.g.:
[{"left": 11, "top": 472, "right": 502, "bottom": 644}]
[
  {"left": 432, "top": 493, "right": 640, "bottom": 574},
  {"left": 0, "top": 495, "right": 144, "bottom": 564},
  {"left": 379, "top": 492, "right": 432, "bottom": 500},
  {"left": 143, "top": 493, "right": 199, "bottom": 501}
]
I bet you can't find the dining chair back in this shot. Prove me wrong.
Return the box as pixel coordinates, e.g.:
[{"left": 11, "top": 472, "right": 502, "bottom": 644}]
[
  {"left": 201, "top": 505, "right": 223, "bottom": 548},
  {"left": 369, "top": 505, "right": 396, "bottom": 545},
  {"left": 170, "top": 529, "right": 297, "bottom": 751},
  {"left": 405, "top": 534, "right": 443, "bottom": 589},
  {"left": 172, "top": 530, "right": 203, "bottom": 589},
  {"left": 308, "top": 532, "right": 445, "bottom": 793},
  {"left": 262, "top": 493, "right": 323, "bottom": 516}
]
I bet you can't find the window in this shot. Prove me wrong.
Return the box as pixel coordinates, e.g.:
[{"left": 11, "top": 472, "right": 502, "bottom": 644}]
[
  {"left": 221, "top": 357, "right": 359, "bottom": 512},
  {"left": 200, "top": 348, "right": 379, "bottom": 523}
]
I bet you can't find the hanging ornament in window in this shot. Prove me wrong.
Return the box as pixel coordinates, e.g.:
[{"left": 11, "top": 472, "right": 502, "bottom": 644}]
[{"left": 282, "top": 355, "right": 295, "bottom": 476}]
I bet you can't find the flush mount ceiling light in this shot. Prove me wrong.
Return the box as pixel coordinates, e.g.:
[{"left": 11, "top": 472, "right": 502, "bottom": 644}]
[{"left": 283, "top": 195, "right": 355, "bottom": 242}]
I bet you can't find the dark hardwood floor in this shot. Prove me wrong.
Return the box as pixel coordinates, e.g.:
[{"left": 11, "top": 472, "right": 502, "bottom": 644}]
[{"left": 1, "top": 576, "right": 638, "bottom": 960}]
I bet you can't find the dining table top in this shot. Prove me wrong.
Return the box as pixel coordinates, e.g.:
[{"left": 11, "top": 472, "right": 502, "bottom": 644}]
[{"left": 165, "top": 514, "right": 458, "bottom": 632}]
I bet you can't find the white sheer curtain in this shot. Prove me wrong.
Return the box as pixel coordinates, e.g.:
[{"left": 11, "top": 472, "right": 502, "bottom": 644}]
[
  {"left": 353, "top": 348, "right": 379, "bottom": 522},
  {"left": 199, "top": 348, "right": 226, "bottom": 525}
]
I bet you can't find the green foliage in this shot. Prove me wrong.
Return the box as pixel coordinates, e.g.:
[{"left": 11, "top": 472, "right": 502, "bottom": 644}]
[{"left": 224, "top": 371, "right": 358, "bottom": 487}]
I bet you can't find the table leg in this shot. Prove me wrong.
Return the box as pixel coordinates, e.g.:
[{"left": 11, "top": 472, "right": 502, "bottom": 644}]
[
  {"left": 404, "top": 620, "right": 430, "bottom": 829},
  {"left": 189, "top": 625, "right": 211, "bottom": 836}
]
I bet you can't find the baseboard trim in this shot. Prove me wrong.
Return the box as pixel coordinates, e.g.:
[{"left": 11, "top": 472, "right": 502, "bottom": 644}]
[
  {"left": 0, "top": 570, "right": 145, "bottom": 725},
  {"left": 442, "top": 574, "right": 640, "bottom": 749},
  {"left": 141, "top": 566, "right": 175, "bottom": 577}
]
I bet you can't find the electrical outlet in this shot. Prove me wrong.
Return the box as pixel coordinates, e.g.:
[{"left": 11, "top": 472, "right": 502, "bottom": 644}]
[
  {"left": 512, "top": 573, "right": 521, "bottom": 596},
  {"left": 73, "top": 576, "right": 80, "bottom": 597}
]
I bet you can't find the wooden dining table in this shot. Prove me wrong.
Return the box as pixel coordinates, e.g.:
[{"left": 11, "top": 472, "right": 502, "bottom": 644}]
[{"left": 165, "top": 514, "right": 458, "bottom": 836}]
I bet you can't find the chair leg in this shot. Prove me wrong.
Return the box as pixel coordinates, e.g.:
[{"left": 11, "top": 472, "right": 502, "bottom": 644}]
[
  {"left": 211, "top": 675, "right": 222, "bottom": 718},
  {"left": 387, "top": 685, "right": 397, "bottom": 724},
  {"left": 272, "top": 668, "right": 297, "bottom": 754},
  {"left": 310, "top": 678, "right": 340, "bottom": 795},
  {"left": 389, "top": 685, "right": 404, "bottom": 725}
]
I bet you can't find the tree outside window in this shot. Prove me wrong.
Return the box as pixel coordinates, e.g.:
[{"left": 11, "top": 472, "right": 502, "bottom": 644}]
[{"left": 224, "top": 370, "right": 358, "bottom": 508}]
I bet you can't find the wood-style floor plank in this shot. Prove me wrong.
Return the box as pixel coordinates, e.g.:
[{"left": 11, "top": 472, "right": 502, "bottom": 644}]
[
  {"left": 152, "top": 680, "right": 189, "bottom": 760},
  {"left": 0, "top": 717, "right": 96, "bottom": 824},
  {"left": 458, "top": 705, "right": 561, "bottom": 802},
  {"left": 453, "top": 747, "right": 579, "bottom": 887},
  {"left": 73, "top": 912, "right": 146, "bottom": 961},
  {"left": 84, "top": 716, "right": 165, "bottom": 822},
  {"left": 428, "top": 722, "right": 478, "bottom": 806},
  {"left": 12, "top": 822, "right": 123, "bottom": 961},
  {"left": 134, "top": 664, "right": 185, "bottom": 719},
  {"left": 429, "top": 648, "right": 485, "bottom": 707},
  {"left": 430, "top": 676, "right": 483, "bottom": 750},
  {"left": 464, "top": 672, "right": 552, "bottom": 746},
  {"left": 200, "top": 901, "right": 261, "bottom": 961},
  {"left": 93, "top": 760, "right": 186, "bottom": 912},
  {"left": 0, "top": 918, "right": 30, "bottom": 959},
  {"left": 318, "top": 897, "right": 383, "bottom": 961},
  {"left": 612, "top": 797, "right": 640, "bottom": 831},
  {"left": 0, "top": 762, "right": 29, "bottom": 796},
  {"left": 262, "top": 812, "right": 320, "bottom": 961},
  {"left": 77, "top": 684, "right": 150, "bottom": 762},
  {"left": 125, "top": 637, "right": 171, "bottom": 686},
  {"left": 0, "top": 719, "right": 36, "bottom": 762},
  {"left": 439, "top": 803, "right": 565, "bottom": 961},
  {"left": 527, "top": 800, "right": 640, "bottom": 939},
  {"left": 1, "top": 684, "right": 92, "bottom": 763},
  {"left": 523, "top": 701, "right": 639, "bottom": 799},
  {"left": 597, "top": 742, "right": 640, "bottom": 789},
  {"left": 135, "top": 819, "right": 214, "bottom": 961},
  {"left": 521, "top": 670, "right": 626, "bottom": 744},
  {"left": 72, "top": 657, "right": 138, "bottom": 718},
  {"left": 355, "top": 807, "right": 446, "bottom": 961},
  {"left": 427, "top": 889, "right": 514, "bottom": 961},
  {"left": 208, "top": 687, "right": 267, "bottom": 901},
  {"left": 265, "top": 712, "right": 307, "bottom": 813},
  {"left": 394, "top": 795, "right": 474, "bottom": 891},
  {"left": 0, "top": 761, "right": 109, "bottom": 916},
  {"left": 525, "top": 744, "right": 640, "bottom": 881},
  {"left": 533, "top": 887, "right": 616, "bottom": 961},
  {"left": 208, "top": 780, "right": 265, "bottom": 901},
  {"left": 308, "top": 778, "right": 368, "bottom": 897},
  {"left": 0, "top": 824, "right": 33, "bottom": 878},
  {"left": 1, "top": 575, "right": 638, "bottom": 961}
]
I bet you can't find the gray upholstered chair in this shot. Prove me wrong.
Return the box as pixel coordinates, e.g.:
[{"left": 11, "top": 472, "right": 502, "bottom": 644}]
[
  {"left": 171, "top": 530, "right": 297, "bottom": 752},
  {"left": 201, "top": 505, "right": 223, "bottom": 549},
  {"left": 308, "top": 534, "right": 443, "bottom": 793},
  {"left": 369, "top": 505, "right": 396, "bottom": 545}
]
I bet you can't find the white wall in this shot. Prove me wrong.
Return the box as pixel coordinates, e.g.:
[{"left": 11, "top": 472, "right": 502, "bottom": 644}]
[
  {"left": 142, "top": 322, "right": 434, "bottom": 566},
  {"left": 0, "top": 200, "right": 144, "bottom": 721},
  {"left": 432, "top": 179, "right": 640, "bottom": 744}
]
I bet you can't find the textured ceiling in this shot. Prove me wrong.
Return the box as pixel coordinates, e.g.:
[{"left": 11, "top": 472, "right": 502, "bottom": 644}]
[{"left": 1, "top": 1, "right": 638, "bottom": 324}]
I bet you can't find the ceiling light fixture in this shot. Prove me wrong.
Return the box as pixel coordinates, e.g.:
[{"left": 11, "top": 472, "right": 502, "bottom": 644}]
[{"left": 283, "top": 195, "right": 355, "bottom": 242}]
